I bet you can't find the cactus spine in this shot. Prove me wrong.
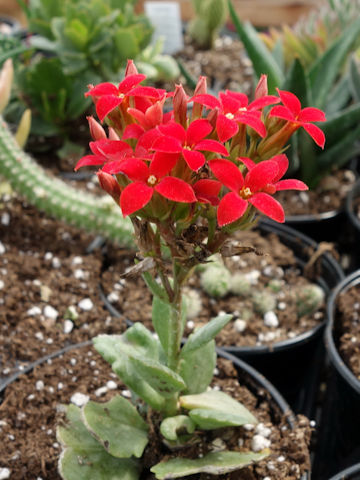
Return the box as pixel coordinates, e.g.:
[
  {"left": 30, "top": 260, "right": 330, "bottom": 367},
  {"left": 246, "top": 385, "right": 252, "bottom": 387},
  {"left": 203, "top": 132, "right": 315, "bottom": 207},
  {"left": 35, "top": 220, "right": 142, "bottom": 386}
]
[{"left": 0, "top": 117, "right": 135, "bottom": 247}]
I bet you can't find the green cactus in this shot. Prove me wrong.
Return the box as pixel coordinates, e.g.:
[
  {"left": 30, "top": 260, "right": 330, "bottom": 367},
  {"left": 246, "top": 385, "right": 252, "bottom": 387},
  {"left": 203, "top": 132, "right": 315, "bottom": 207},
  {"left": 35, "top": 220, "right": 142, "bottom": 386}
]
[
  {"left": 187, "top": 0, "right": 228, "bottom": 49},
  {"left": 251, "top": 291, "right": 277, "bottom": 316},
  {"left": 199, "top": 262, "right": 232, "bottom": 298},
  {"left": 0, "top": 116, "right": 135, "bottom": 246},
  {"left": 229, "top": 273, "right": 252, "bottom": 297},
  {"left": 295, "top": 284, "right": 325, "bottom": 318}
]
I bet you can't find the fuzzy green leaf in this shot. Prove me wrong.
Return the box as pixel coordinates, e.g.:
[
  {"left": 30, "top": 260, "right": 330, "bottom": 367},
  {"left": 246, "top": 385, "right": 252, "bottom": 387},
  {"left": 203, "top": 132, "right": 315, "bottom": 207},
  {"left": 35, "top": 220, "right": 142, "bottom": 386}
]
[
  {"left": 160, "top": 415, "right": 196, "bottom": 442},
  {"left": 189, "top": 408, "right": 253, "bottom": 430},
  {"left": 151, "top": 450, "right": 270, "bottom": 479},
  {"left": 178, "top": 340, "right": 216, "bottom": 394},
  {"left": 228, "top": 0, "right": 283, "bottom": 93},
  {"left": 180, "top": 314, "right": 232, "bottom": 357},
  {"left": 82, "top": 395, "right": 148, "bottom": 458},
  {"left": 180, "top": 390, "right": 258, "bottom": 425}
]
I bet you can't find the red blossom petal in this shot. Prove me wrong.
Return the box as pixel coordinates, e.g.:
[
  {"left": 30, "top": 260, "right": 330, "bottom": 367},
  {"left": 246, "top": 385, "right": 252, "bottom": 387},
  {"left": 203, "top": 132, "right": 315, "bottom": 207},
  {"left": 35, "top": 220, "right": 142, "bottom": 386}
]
[
  {"left": 85, "top": 83, "right": 118, "bottom": 97},
  {"left": 217, "top": 192, "right": 248, "bottom": 227},
  {"left": 302, "top": 123, "right": 325, "bottom": 148},
  {"left": 127, "top": 107, "right": 146, "bottom": 126},
  {"left": 245, "top": 161, "right": 278, "bottom": 192},
  {"left": 95, "top": 140, "right": 133, "bottom": 161},
  {"left": 237, "top": 111, "right": 266, "bottom": 137},
  {"left": 120, "top": 182, "right": 153, "bottom": 216},
  {"left": 248, "top": 95, "right": 280, "bottom": 110},
  {"left": 298, "top": 107, "right": 326, "bottom": 123},
  {"left": 249, "top": 192, "right": 285, "bottom": 222},
  {"left": 277, "top": 89, "right": 301, "bottom": 116},
  {"left": 118, "top": 74, "right": 146, "bottom": 94},
  {"left": 193, "top": 179, "right": 221, "bottom": 205},
  {"left": 224, "top": 91, "right": 248, "bottom": 108},
  {"left": 268, "top": 105, "right": 295, "bottom": 122},
  {"left": 182, "top": 149, "right": 205, "bottom": 171},
  {"left": 155, "top": 177, "right": 196, "bottom": 203},
  {"left": 150, "top": 152, "right": 179, "bottom": 178},
  {"left": 274, "top": 179, "right": 308, "bottom": 191},
  {"left": 269, "top": 154, "right": 288, "bottom": 182},
  {"left": 219, "top": 92, "right": 242, "bottom": 113},
  {"left": 190, "top": 94, "right": 221, "bottom": 110},
  {"left": 216, "top": 114, "right": 239, "bottom": 143},
  {"left": 135, "top": 129, "right": 162, "bottom": 156},
  {"left": 74, "top": 155, "right": 104, "bottom": 171},
  {"left": 194, "top": 139, "right": 229, "bottom": 156},
  {"left": 238, "top": 157, "right": 256, "bottom": 171},
  {"left": 96, "top": 95, "right": 123, "bottom": 122},
  {"left": 186, "top": 119, "right": 212, "bottom": 145},
  {"left": 123, "top": 124, "right": 145, "bottom": 140},
  {"left": 101, "top": 160, "right": 126, "bottom": 174},
  {"left": 129, "top": 86, "right": 165, "bottom": 99},
  {"left": 209, "top": 158, "right": 244, "bottom": 192},
  {"left": 112, "top": 157, "right": 149, "bottom": 181},
  {"left": 158, "top": 122, "right": 186, "bottom": 143},
  {"left": 152, "top": 136, "right": 183, "bottom": 153}
]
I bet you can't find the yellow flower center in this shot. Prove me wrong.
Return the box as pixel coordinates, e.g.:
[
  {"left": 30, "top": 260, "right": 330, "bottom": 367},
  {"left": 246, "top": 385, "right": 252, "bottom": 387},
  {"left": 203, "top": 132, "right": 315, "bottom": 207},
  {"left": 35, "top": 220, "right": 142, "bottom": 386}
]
[
  {"left": 240, "top": 187, "right": 252, "bottom": 199},
  {"left": 119, "top": 93, "right": 125, "bottom": 99},
  {"left": 147, "top": 175, "right": 157, "bottom": 186},
  {"left": 225, "top": 113, "right": 235, "bottom": 120}
]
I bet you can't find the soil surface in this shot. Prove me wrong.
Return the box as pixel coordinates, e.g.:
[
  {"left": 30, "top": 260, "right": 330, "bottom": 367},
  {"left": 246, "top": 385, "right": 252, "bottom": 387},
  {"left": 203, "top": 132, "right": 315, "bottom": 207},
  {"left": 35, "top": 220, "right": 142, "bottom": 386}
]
[
  {"left": 101, "top": 228, "right": 327, "bottom": 348},
  {"left": 0, "top": 345, "right": 311, "bottom": 479},
  {"left": 335, "top": 283, "right": 360, "bottom": 380}
]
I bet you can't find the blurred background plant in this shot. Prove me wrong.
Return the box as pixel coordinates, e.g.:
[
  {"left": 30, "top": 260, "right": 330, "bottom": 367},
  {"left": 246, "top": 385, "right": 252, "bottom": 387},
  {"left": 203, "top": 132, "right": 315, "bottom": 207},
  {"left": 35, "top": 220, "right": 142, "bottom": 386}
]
[
  {"left": 2, "top": 0, "right": 178, "bottom": 151},
  {"left": 187, "top": 0, "right": 228, "bottom": 49},
  {"left": 229, "top": 0, "right": 360, "bottom": 190}
]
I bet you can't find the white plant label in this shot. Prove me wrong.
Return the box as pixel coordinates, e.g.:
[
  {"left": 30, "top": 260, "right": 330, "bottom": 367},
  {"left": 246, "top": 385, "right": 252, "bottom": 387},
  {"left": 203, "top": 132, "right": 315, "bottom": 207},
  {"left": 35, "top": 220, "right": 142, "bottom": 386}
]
[{"left": 144, "top": 2, "right": 184, "bottom": 54}]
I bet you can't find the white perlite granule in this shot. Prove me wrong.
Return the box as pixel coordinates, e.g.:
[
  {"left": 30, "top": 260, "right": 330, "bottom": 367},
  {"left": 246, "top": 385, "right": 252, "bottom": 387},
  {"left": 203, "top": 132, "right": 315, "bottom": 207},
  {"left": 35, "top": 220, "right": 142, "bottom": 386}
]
[
  {"left": 251, "top": 434, "right": 271, "bottom": 452},
  {"left": 70, "top": 392, "right": 89, "bottom": 407},
  {"left": 43, "top": 305, "right": 58, "bottom": 320},
  {"left": 0, "top": 241, "right": 6, "bottom": 255},
  {"left": 0, "top": 468, "right": 11, "bottom": 479},
  {"left": 78, "top": 298, "right": 94, "bottom": 311}
]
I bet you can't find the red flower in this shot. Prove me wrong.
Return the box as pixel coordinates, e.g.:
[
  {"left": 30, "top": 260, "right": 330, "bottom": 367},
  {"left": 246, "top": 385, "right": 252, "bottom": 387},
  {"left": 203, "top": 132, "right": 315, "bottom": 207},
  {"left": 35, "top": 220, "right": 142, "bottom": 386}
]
[
  {"left": 192, "top": 90, "right": 279, "bottom": 143},
  {"left": 193, "top": 179, "right": 221, "bottom": 206},
  {"left": 269, "top": 90, "right": 326, "bottom": 148},
  {"left": 152, "top": 119, "right": 228, "bottom": 171},
  {"left": 74, "top": 139, "right": 133, "bottom": 171},
  {"left": 102, "top": 153, "right": 196, "bottom": 217},
  {"left": 209, "top": 156, "right": 307, "bottom": 226}
]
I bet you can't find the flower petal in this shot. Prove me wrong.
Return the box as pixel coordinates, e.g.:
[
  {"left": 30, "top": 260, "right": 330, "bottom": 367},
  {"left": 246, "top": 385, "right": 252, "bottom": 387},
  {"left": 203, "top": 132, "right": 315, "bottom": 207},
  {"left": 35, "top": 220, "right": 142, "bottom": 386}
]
[
  {"left": 209, "top": 158, "right": 244, "bottom": 192},
  {"left": 111, "top": 157, "right": 149, "bottom": 181},
  {"left": 269, "top": 154, "right": 288, "bottom": 182},
  {"left": 186, "top": 119, "right": 212, "bottom": 145},
  {"left": 123, "top": 124, "right": 145, "bottom": 140},
  {"left": 249, "top": 192, "right": 285, "bottom": 222},
  {"left": 120, "top": 182, "right": 153, "bottom": 216},
  {"left": 237, "top": 111, "right": 266, "bottom": 137},
  {"left": 245, "top": 160, "right": 278, "bottom": 192},
  {"left": 158, "top": 122, "right": 186, "bottom": 143},
  {"left": 219, "top": 91, "right": 242, "bottom": 113},
  {"left": 85, "top": 82, "right": 118, "bottom": 98},
  {"left": 217, "top": 192, "right": 248, "bottom": 227},
  {"left": 152, "top": 135, "right": 183, "bottom": 153},
  {"left": 95, "top": 140, "right": 133, "bottom": 161},
  {"left": 216, "top": 114, "right": 239, "bottom": 143},
  {"left": 298, "top": 107, "right": 326, "bottom": 123},
  {"left": 194, "top": 139, "right": 229, "bottom": 156},
  {"left": 74, "top": 155, "right": 104, "bottom": 171},
  {"left": 275, "top": 179, "right": 308, "bottom": 191},
  {"left": 118, "top": 74, "right": 146, "bottom": 94},
  {"left": 182, "top": 149, "right": 206, "bottom": 171},
  {"left": 96, "top": 95, "right": 123, "bottom": 122},
  {"left": 129, "top": 86, "right": 165, "bottom": 99},
  {"left": 268, "top": 105, "right": 295, "bottom": 122},
  {"left": 248, "top": 95, "right": 280, "bottom": 110},
  {"left": 193, "top": 179, "right": 221, "bottom": 205},
  {"left": 238, "top": 156, "right": 256, "bottom": 171},
  {"left": 190, "top": 94, "right": 221, "bottom": 110},
  {"left": 155, "top": 177, "right": 196, "bottom": 203},
  {"left": 150, "top": 152, "right": 179, "bottom": 178},
  {"left": 277, "top": 89, "right": 301, "bottom": 116},
  {"left": 302, "top": 123, "right": 325, "bottom": 148}
]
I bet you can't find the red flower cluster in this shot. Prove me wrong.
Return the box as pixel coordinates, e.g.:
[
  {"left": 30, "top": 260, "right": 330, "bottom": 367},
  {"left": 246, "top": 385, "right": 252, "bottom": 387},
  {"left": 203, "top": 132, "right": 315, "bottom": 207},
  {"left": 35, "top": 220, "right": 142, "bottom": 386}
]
[{"left": 76, "top": 61, "right": 326, "bottom": 228}]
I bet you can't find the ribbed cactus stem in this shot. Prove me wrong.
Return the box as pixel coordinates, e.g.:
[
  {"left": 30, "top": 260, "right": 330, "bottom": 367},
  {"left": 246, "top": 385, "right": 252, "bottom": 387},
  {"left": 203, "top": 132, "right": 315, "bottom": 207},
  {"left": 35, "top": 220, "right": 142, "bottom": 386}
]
[{"left": 0, "top": 117, "right": 135, "bottom": 247}]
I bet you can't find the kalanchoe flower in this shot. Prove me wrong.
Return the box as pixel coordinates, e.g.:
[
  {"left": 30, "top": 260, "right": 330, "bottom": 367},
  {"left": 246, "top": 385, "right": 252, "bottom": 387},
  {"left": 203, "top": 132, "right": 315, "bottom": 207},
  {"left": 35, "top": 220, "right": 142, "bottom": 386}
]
[
  {"left": 74, "top": 139, "right": 133, "bottom": 171},
  {"left": 152, "top": 119, "right": 228, "bottom": 171},
  {"left": 102, "top": 153, "right": 197, "bottom": 217},
  {"left": 209, "top": 155, "right": 308, "bottom": 226},
  {"left": 269, "top": 89, "right": 326, "bottom": 148},
  {"left": 192, "top": 89, "right": 279, "bottom": 143}
]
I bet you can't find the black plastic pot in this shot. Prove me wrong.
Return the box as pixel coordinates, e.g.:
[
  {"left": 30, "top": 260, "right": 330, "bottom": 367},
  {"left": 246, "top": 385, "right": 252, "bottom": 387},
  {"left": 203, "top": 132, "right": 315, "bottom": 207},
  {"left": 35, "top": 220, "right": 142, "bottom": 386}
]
[
  {"left": 345, "top": 179, "right": 360, "bottom": 269},
  {"left": 314, "top": 270, "right": 360, "bottom": 479},
  {"left": 329, "top": 464, "right": 360, "bottom": 480},
  {"left": 222, "top": 218, "right": 344, "bottom": 415},
  {"left": 0, "top": 342, "right": 309, "bottom": 479}
]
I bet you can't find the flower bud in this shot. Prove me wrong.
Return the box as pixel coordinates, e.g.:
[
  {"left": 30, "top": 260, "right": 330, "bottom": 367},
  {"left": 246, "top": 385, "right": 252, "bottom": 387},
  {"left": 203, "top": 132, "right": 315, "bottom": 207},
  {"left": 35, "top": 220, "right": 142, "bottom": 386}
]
[
  {"left": 192, "top": 76, "right": 207, "bottom": 119},
  {"left": 173, "top": 84, "right": 188, "bottom": 127},
  {"left": 97, "top": 171, "right": 121, "bottom": 203},
  {"left": 87, "top": 116, "right": 106, "bottom": 140},
  {"left": 255, "top": 74, "right": 268, "bottom": 99},
  {"left": 125, "top": 59, "right": 138, "bottom": 76},
  {"left": 108, "top": 127, "right": 120, "bottom": 141}
]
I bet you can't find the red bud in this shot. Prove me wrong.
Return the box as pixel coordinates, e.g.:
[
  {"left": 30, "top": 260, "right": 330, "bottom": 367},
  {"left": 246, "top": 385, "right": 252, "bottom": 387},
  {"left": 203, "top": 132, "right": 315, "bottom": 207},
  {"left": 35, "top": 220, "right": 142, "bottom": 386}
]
[
  {"left": 97, "top": 171, "right": 121, "bottom": 203},
  {"left": 87, "top": 116, "right": 106, "bottom": 140}
]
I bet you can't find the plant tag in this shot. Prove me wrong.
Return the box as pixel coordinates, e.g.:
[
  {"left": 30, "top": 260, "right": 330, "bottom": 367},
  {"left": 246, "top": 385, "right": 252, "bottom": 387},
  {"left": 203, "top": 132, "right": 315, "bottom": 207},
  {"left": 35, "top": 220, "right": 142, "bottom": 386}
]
[{"left": 144, "top": 2, "right": 184, "bottom": 54}]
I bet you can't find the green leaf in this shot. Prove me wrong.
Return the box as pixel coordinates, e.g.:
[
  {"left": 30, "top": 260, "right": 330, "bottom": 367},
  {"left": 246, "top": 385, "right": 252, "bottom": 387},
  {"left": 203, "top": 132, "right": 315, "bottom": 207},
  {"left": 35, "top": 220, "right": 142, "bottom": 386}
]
[
  {"left": 349, "top": 56, "right": 360, "bottom": 102},
  {"left": 114, "top": 28, "right": 139, "bottom": 60},
  {"left": 308, "top": 17, "right": 360, "bottom": 109},
  {"left": 325, "top": 75, "right": 351, "bottom": 116},
  {"left": 228, "top": 0, "right": 283, "bottom": 93},
  {"left": 65, "top": 19, "right": 89, "bottom": 50},
  {"left": 151, "top": 450, "right": 270, "bottom": 479},
  {"left": 180, "top": 314, "right": 232, "bottom": 357},
  {"left": 180, "top": 390, "right": 258, "bottom": 425},
  {"left": 178, "top": 340, "right": 216, "bottom": 394},
  {"left": 282, "top": 58, "right": 310, "bottom": 106},
  {"left": 129, "top": 355, "right": 187, "bottom": 397},
  {"left": 189, "top": 408, "right": 254, "bottom": 430},
  {"left": 82, "top": 395, "right": 148, "bottom": 458},
  {"left": 160, "top": 415, "right": 196, "bottom": 442},
  {"left": 142, "top": 272, "right": 168, "bottom": 302},
  {"left": 57, "top": 405, "right": 140, "bottom": 480},
  {"left": 322, "top": 102, "right": 360, "bottom": 145}
]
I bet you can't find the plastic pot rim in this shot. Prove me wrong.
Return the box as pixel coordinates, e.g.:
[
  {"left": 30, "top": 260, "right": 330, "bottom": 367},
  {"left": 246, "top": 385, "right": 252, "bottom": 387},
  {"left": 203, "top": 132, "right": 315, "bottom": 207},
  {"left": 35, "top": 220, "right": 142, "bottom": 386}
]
[
  {"left": 0, "top": 341, "right": 309, "bottom": 479},
  {"left": 345, "top": 179, "right": 360, "bottom": 232},
  {"left": 285, "top": 208, "right": 342, "bottom": 224},
  {"left": 325, "top": 269, "right": 360, "bottom": 395},
  {"left": 328, "top": 462, "right": 360, "bottom": 480}
]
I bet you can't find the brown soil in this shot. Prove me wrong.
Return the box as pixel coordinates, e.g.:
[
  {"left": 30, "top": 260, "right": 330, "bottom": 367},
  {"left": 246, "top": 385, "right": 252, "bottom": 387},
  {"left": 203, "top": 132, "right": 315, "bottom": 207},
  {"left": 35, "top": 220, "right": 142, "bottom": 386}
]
[
  {"left": 0, "top": 345, "right": 311, "bottom": 479},
  {"left": 336, "top": 283, "right": 360, "bottom": 380},
  {"left": 101, "top": 229, "right": 326, "bottom": 348}
]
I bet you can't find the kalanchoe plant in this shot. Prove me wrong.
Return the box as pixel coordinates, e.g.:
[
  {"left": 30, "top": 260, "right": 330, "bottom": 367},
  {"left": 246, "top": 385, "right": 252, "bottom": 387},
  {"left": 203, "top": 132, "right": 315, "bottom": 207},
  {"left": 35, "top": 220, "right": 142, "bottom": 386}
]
[
  {"left": 229, "top": 0, "right": 360, "bottom": 189},
  {"left": 57, "top": 60, "right": 325, "bottom": 479}
]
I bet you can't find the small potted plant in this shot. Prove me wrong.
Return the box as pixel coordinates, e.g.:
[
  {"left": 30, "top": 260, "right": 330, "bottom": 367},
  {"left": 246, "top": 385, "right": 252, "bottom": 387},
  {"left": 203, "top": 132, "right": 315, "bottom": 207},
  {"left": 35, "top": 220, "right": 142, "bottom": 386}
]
[{"left": 58, "top": 59, "right": 327, "bottom": 479}]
